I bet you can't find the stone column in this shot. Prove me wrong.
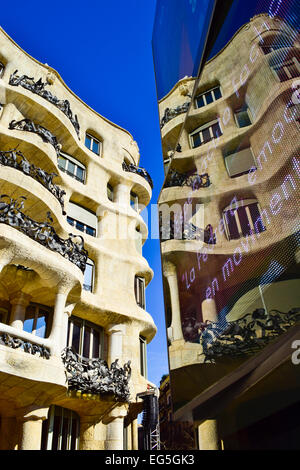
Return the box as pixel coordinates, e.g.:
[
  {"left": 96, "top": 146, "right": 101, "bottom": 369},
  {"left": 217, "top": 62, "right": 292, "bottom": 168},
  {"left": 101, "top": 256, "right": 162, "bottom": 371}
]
[
  {"left": 115, "top": 183, "right": 130, "bottom": 207},
  {"left": 9, "top": 291, "right": 31, "bottom": 330},
  {"left": 163, "top": 262, "right": 183, "bottom": 342},
  {"left": 79, "top": 416, "right": 105, "bottom": 450},
  {"left": 131, "top": 418, "right": 138, "bottom": 450},
  {"left": 18, "top": 407, "right": 49, "bottom": 450},
  {"left": 126, "top": 422, "right": 132, "bottom": 450},
  {"left": 60, "top": 303, "right": 75, "bottom": 351},
  {"left": 198, "top": 419, "right": 220, "bottom": 450},
  {"left": 107, "top": 324, "right": 126, "bottom": 366},
  {"left": 0, "top": 417, "right": 18, "bottom": 450},
  {"left": 201, "top": 298, "right": 218, "bottom": 323},
  {"left": 104, "top": 406, "right": 128, "bottom": 451},
  {"left": 48, "top": 287, "right": 69, "bottom": 357}
]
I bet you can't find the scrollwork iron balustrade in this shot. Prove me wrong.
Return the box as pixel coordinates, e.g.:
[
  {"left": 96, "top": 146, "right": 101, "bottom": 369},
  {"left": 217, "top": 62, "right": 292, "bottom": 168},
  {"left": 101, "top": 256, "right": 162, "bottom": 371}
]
[
  {"left": 160, "top": 221, "right": 216, "bottom": 244},
  {"left": 165, "top": 170, "right": 211, "bottom": 189},
  {"left": 0, "top": 195, "right": 88, "bottom": 272},
  {"left": 199, "top": 307, "right": 300, "bottom": 363},
  {"left": 0, "top": 149, "right": 65, "bottom": 213},
  {"left": 61, "top": 347, "right": 131, "bottom": 401},
  {"left": 9, "top": 118, "right": 61, "bottom": 156},
  {"left": 122, "top": 161, "right": 153, "bottom": 189},
  {"left": 9, "top": 70, "right": 80, "bottom": 138},
  {"left": 0, "top": 332, "right": 50, "bottom": 359},
  {"left": 160, "top": 102, "right": 190, "bottom": 129}
]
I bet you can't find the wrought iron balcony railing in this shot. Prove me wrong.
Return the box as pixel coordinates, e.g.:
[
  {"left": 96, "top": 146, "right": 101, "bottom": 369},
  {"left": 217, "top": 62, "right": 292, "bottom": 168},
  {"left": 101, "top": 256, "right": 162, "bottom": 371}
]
[
  {"left": 61, "top": 347, "right": 131, "bottom": 401},
  {"left": 9, "top": 70, "right": 80, "bottom": 138},
  {"left": 0, "top": 149, "right": 66, "bottom": 213},
  {"left": 0, "top": 195, "right": 88, "bottom": 272},
  {"left": 160, "top": 222, "right": 216, "bottom": 244},
  {"left": 160, "top": 102, "right": 190, "bottom": 129},
  {"left": 9, "top": 118, "right": 61, "bottom": 156},
  {"left": 198, "top": 308, "right": 300, "bottom": 363},
  {"left": 122, "top": 161, "right": 153, "bottom": 189},
  {"left": 164, "top": 170, "right": 211, "bottom": 189},
  {"left": 0, "top": 331, "right": 50, "bottom": 359}
]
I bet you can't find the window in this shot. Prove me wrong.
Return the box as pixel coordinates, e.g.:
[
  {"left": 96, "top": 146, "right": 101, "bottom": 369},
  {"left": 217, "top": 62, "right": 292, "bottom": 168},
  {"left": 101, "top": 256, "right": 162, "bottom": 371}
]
[
  {"left": 83, "top": 259, "right": 95, "bottom": 292},
  {"left": 190, "top": 119, "right": 222, "bottom": 149},
  {"left": 85, "top": 133, "right": 101, "bottom": 155},
  {"left": 130, "top": 191, "right": 139, "bottom": 211},
  {"left": 107, "top": 183, "right": 114, "bottom": 202},
  {"left": 41, "top": 406, "right": 80, "bottom": 450},
  {"left": 195, "top": 86, "right": 222, "bottom": 108},
  {"left": 23, "top": 304, "right": 51, "bottom": 338},
  {"left": 0, "top": 308, "right": 8, "bottom": 324},
  {"left": 139, "top": 335, "right": 147, "bottom": 378},
  {"left": 260, "top": 35, "right": 294, "bottom": 55},
  {"left": 135, "top": 276, "right": 145, "bottom": 309},
  {"left": 67, "top": 316, "right": 103, "bottom": 359},
  {"left": 67, "top": 202, "right": 97, "bottom": 237},
  {"left": 0, "top": 62, "right": 4, "bottom": 78},
  {"left": 58, "top": 152, "right": 86, "bottom": 183},
  {"left": 67, "top": 216, "right": 96, "bottom": 237},
  {"left": 272, "top": 56, "right": 300, "bottom": 82},
  {"left": 223, "top": 200, "right": 266, "bottom": 240},
  {"left": 235, "top": 106, "right": 252, "bottom": 128},
  {"left": 225, "top": 147, "right": 256, "bottom": 178}
]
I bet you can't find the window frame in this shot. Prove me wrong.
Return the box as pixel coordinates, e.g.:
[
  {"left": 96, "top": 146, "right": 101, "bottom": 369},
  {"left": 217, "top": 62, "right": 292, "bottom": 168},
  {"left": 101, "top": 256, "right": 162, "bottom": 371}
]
[
  {"left": 41, "top": 405, "right": 80, "bottom": 451},
  {"left": 223, "top": 199, "right": 265, "bottom": 241},
  {"left": 135, "top": 275, "right": 146, "bottom": 309},
  {"left": 107, "top": 182, "right": 114, "bottom": 202},
  {"left": 224, "top": 146, "right": 256, "bottom": 178},
  {"left": 272, "top": 56, "right": 300, "bottom": 82},
  {"left": 85, "top": 133, "right": 101, "bottom": 156},
  {"left": 130, "top": 191, "right": 139, "bottom": 212},
  {"left": 139, "top": 335, "right": 147, "bottom": 378},
  {"left": 234, "top": 105, "right": 252, "bottom": 128},
  {"left": 189, "top": 119, "right": 222, "bottom": 149},
  {"left": 83, "top": 258, "right": 95, "bottom": 292},
  {"left": 195, "top": 86, "right": 222, "bottom": 109},
  {"left": 23, "top": 303, "right": 51, "bottom": 338},
  {"left": 67, "top": 215, "right": 96, "bottom": 237},
  {"left": 58, "top": 152, "right": 86, "bottom": 183},
  {"left": 67, "top": 315, "right": 104, "bottom": 360}
]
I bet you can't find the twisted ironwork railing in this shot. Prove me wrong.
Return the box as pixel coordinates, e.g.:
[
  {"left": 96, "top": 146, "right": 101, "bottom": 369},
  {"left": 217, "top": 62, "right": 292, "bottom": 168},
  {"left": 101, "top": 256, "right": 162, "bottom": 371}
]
[
  {"left": 9, "top": 70, "right": 80, "bottom": 137},
  {"left": 160, "top": 221, "right": 216, "bottom": 244},
  {"left": 0, "top": 332, "right": 50, "bottom": 359},
  {"left": 164, "top": 170, "right": 211, "bottom": 189},
  {"left": 122, "top": 161, "right": 153, "bottom": 189},
  {"left": 0, "top": 148, "right": 65, "bottom": 213},
  {"left": 198, "top": 307, "right": 300, "bottom": 363},
  {"left": 160, "top": 102, "right": 190, "bottom": 129},
  {"left": 9, "top": 118, "right": 61, "bottom": 156},
  {"left": 61, "top": 347, "right": 131, "bottom": 401},
  {"left": 0, "top": 195, "right": 88, "bottom": 272}
]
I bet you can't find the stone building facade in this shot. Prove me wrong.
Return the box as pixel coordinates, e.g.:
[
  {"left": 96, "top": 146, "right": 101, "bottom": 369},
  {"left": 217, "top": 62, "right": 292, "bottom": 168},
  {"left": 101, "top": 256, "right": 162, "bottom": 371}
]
[
  {"left": 0, "top": 27, "right": 156, "bottom": 450},
  {"left": 157, "top": 13, "right": 300, "bottom": 449}
]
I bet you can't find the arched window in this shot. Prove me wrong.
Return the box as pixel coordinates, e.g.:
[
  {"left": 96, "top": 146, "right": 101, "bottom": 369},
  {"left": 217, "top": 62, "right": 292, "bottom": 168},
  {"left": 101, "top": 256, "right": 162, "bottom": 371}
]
[
  {"left": 41, "top": 406, "right": 80, "bottom": 450},
  {"left": 190, "top": 119, "right": 222, "bottom": 149}
]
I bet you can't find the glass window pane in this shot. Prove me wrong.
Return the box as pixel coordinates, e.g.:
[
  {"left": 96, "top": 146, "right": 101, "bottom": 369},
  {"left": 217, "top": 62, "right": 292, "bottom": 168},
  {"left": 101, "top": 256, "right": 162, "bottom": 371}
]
[
  {"left": 236, "top": 110, "right": 251, "bottom": 128},
  {"left": 225, "top": 210, "right": 239, "bottom": 240},
  {"left": 84, "top": 263, "right": 93, "bottom": 291},
  {"left": 196, "top": 95, "right": 205, "bottom": 108},
  {"left": 83, "top": 326, "right": 91, "bottom": 358},
  {"left": 202, "top": 127, "right": 211, "bottom": 143},
  {"left": 67, "top": 216, "right": 74, "bottom": 226},
  {"left": 237, "top": 206, "right": 251, "bottom": 237},
  {"left": 212, "top": 122, "right": 222, "bottom": 138},
  {"left": 72, "top": 321, "right": 81, "bottom": 354},
  {"left": 205, "top": 91, "right": 213, "bottom": 105},
  {"left": 92, "top": 329, "right": 100, "bottom": 358},
  {"left": 85, "top": 135, "right": 91, "bottom": 149},
  {"left": 75, "top": 221, "right": 84, "bottom": 232},
  {"left": 23, "top": 317, "right": 34, "bottom": 334},
  {"left": 70, "top": 417, "right": 78, "bottom": 450},
  {"left": 35, "top": 314, "right": 47, "bottom": 338},
  {"left": 85, "top": 226, "right": 95, "bottom": 237},
  {"left": 92, "top": 140, "right": 99, "bottom": 155},
  {"left": 52, "top": 415, "right": 60, "bottom": 450},
  {"left": 58, "top": 156, "right": 66, "bottom": 170},
  {"left": 192, "top": 133, "right": 201, "bottom": 148},
  {"left": 76, "top": 166, "right": 84, "bottom": 182},
  {"left": 213, "top": 87, "right": 222, "bottom": 100},
  {"left": 61, "top": 416, "right": 69, "bottom": 450},
  {"left": 67, "top": 161, "right": 75, "bottom": 176}
]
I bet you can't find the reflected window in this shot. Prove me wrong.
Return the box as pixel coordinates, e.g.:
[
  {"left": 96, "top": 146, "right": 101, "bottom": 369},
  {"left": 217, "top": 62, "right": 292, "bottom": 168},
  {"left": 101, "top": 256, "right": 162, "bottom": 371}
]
[
  {"left": 83, "top": 259, "right": 95, "bottom": 292},
  {"left": 135, "top": 276, "right": 145, "bottom": 309},
  {"left": 195, "top": 86, "right": 222, "bottom": 108},
  {"left": 67, "top": 316, "right": 103, "bottom": 359},
  {"left": 85, "top": 133, "right": 101, "bottom": 155},
  {"left": 139, "top": 335, "right": 147, "bottom": 378},
  {"left": 272, "top": 56, "right": 300, "bottom": 82},
  {"left": 235, "top": 106, "right": 252, "bottom": 128},
  {"left": 190, "top": 119, "right": 222, "bottom": 148},
  {"left": 260, "top": 35, "right": 294, "bottom": 55},
  {"left": 58, "top": 152, "right": 86, "bottom": 183},
  {"left": 223, "top": 200, "right": 266, "bottom": 241},
  {"left": 23, "top": 304, "right": 50, "bottom": 338},
  {"left": 225, "top": 147, "right": 256, "bottom": 178},
  {"left": 41, "top": 406, "right": 80, "bottom": 450}
]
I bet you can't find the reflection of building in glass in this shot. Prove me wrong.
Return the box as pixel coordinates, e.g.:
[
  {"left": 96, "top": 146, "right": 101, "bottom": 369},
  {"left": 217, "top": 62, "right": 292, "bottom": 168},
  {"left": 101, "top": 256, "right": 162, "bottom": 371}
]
[
  {"left": 156, "top": 12, "right": 300, "bottom": 450},
  {"left": 0, "top": 27, "right": 157, "bottom": 450}
]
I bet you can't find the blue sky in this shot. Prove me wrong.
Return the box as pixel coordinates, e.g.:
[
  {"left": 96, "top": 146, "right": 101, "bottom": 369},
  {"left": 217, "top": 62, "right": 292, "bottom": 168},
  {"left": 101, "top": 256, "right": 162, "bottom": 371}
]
[{"left": 0, "top": 0, "right": 168, "bottom": 386}]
